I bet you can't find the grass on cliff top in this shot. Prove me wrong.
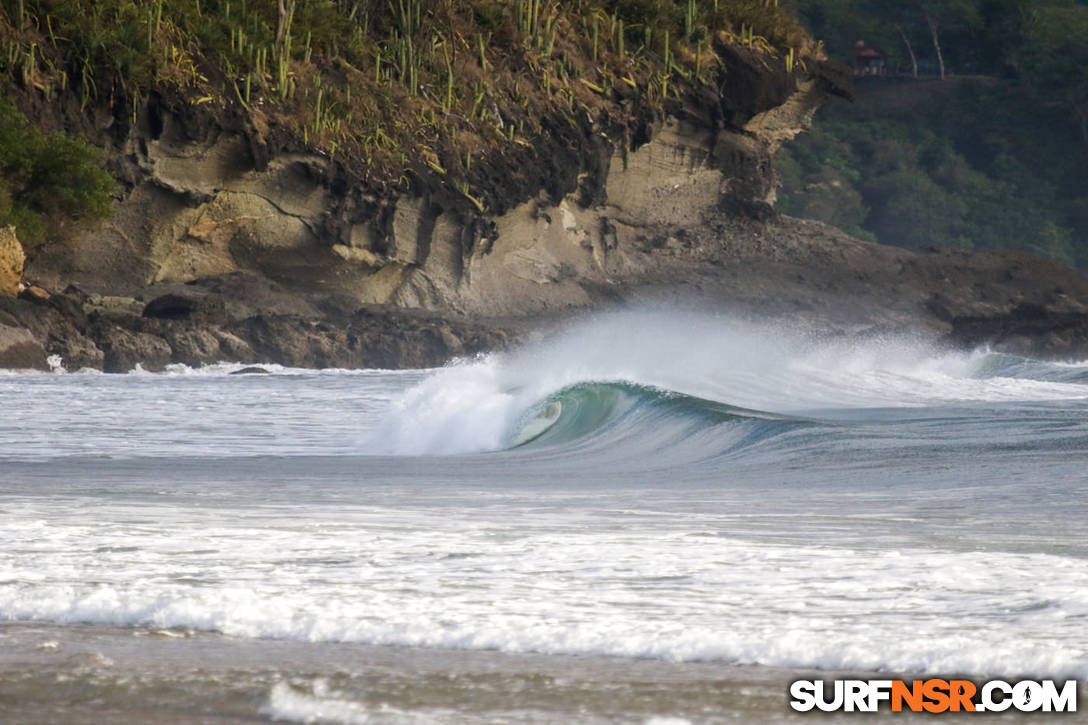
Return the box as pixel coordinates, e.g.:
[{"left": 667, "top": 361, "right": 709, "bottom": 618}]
[{"left": 0, "top": 0, "right": 815, "bottom": 213}]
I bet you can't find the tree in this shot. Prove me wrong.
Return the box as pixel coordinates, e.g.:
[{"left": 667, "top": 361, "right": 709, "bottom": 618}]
[
  {"left": 863, "top": 168, "right": 970, "bottom": 248},
  {"left": 918, "top": 0, "right": 982, "bottom": 79},
  {"left": 868, "top": 0, "right": 925, "bottom": 77},
  {"left": 976, "top": 0, "right": 1033, "bottom": 75},
  {"left": 1020, "top": 4, "right": 1088, "bottom": 141},
  {"left": 897, "top": 22, "right": 920, "bottom": 78},
  {"left": 0, "top": 98, "right": 115, "bottom": 247}
]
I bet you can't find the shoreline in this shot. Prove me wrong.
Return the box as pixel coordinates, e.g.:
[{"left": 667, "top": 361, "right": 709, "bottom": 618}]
[{"left": 3, "top": 621, "right": 1071, "bottom": 724}]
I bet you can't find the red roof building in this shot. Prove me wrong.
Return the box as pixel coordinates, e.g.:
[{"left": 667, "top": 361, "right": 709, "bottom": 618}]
[{"left": 854, "top": 40, "right": 887, "bottom": 76}]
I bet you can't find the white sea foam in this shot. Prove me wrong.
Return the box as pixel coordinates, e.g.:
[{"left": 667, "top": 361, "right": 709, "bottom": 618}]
[
  {"left": 260, "top": 679, "right": 586, "bottom": 724},
  {"left": 1052, "top": 358, "right": 1088, "bottom": 368},
  {"left": 2, "top": 503, "right": 1087, "bottom": 679},
  {"left": 262, "top": 680, "right": 385, "bottom": 724},
  {"left": 128, "top": 361, "right": 429, "bottom": 377}
]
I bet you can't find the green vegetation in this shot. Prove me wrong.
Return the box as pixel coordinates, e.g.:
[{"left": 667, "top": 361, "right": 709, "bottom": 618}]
[
  {"left": 0, "top": 0, "right": 815, "bottom": 213},
  {"left": 777, "top": 0, "right": 1088, "bottom": 268},
  {"left": 0, "top": 97, "right": 115, "bottom": 247}
]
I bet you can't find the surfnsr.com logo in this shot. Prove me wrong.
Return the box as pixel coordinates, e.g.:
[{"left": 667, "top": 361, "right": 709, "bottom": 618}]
[{"left": 790, "top": 679, "right": 1078, "bottom": 713}]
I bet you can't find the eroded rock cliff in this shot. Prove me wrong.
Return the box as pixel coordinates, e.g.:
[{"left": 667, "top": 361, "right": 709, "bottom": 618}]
[{"left": 32, "top": 47, "right": 844, "bottom": 307}]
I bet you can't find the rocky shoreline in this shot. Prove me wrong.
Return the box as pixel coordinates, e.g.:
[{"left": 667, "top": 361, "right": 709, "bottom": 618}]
[
  {"left": 0, "top": 272, "right": 512, "bottom": 372},
  {"left": 3, "top": 208, "right": 1088, "bottom": 373}
]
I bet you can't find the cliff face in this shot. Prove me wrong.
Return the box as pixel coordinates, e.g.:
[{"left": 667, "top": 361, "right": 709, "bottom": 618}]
[{"left": 29, "top": 49, "right": 844, "bottom": 312}]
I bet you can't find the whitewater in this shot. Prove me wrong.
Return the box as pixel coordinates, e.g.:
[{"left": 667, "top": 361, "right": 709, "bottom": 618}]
[{"left": 2, "top": 310, "right": 1088, "bottom": 723}]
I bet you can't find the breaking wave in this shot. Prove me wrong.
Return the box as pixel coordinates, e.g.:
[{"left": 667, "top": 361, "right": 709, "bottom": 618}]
[{"left": 366, "top": 309, "right": 1088, "bottom": 456}]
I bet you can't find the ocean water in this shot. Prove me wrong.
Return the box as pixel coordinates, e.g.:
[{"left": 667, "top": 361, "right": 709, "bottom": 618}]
[{"left": 2, "top": 310, "right": 1088, "bottom": 723}]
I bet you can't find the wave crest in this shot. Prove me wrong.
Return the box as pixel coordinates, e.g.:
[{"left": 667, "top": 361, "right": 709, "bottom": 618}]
[{"left": 510, "top": 381, "right": 796, "bottom": 450}]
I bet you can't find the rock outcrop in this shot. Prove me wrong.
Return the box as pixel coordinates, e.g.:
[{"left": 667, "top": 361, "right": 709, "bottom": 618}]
[
  {"left": 0, "top": 271, "right": 513, "bottom": 371},
  {"left": 0, "top": 227, "right": 24, "bottom": 298},
  {"left": 0, "top": 323, "right": 46, "bottom": 370}
]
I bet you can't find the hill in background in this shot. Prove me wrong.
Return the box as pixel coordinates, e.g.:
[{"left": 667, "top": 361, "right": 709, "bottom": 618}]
[{"left": 779, "top": 0, "right": 1088, "bottom": 269}]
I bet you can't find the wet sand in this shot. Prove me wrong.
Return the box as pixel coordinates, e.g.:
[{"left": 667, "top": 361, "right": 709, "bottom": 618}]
[{"left": 2, "top": 623, "right": 1080, "bottom": 724}]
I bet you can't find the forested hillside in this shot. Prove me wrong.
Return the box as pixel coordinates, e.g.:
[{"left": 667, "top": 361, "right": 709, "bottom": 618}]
[{"left": 778, "top": 0, "right": 1088, "bottom": 268}]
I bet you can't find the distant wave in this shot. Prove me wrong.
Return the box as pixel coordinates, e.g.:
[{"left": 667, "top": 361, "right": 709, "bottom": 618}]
[{"left": 972, "top": 351, "right": 1088, "bottom": 384}]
